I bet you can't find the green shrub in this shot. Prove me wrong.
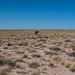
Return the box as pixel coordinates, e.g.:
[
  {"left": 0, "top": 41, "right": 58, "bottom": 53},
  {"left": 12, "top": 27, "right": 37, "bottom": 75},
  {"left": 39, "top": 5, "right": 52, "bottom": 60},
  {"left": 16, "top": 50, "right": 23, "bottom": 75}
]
[{"left": 35, "top": 31, "right": 39, "bottom": 34}]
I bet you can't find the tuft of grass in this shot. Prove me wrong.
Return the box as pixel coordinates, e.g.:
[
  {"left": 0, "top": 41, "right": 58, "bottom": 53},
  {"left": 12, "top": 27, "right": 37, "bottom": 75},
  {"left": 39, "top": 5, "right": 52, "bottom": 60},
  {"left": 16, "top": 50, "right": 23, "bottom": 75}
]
[
  {"left": 61, "top": 61, "right": 70, "bottom": 68},
  {"left": 7, "top": 42, "right": 13, "bottom": 46},
  {"left": 0, "top": 58, "right": 16, "bottom": 67},
  {"left": 31, "top": 70, "right": 40, "bottom": 75},
  {"left": 29, "top": 60, "right": 40, "bottom": 68},
  {"left": 53, "top": 57, "right": 62, "bottom": 62},
  {"left": 50, "top": 46, "right": 61, "bottom": 51},
  {"left": 23, "top": 53, "right": 28, "bottom": 58},
  {"left": 0, "top": 69, "right": 9, "bottom": 75},
  {"left": 31, "top": 54, "right": 41, "bottom": 58},
  {"left": 70, "top": 63, "right": 75, "bottom": 72},
  {"left": 16, "top": 62, "right": 21, "bottom": 68},
  {"left": 48, "top": 61, "right": 54, "bottom": 68}
]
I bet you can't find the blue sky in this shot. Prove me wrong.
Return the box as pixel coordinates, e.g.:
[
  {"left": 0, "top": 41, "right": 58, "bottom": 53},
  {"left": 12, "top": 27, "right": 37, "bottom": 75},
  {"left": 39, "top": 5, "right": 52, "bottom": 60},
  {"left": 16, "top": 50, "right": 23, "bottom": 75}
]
[{"left": 0, "top": 0, "right": 75, "bottom": 29}]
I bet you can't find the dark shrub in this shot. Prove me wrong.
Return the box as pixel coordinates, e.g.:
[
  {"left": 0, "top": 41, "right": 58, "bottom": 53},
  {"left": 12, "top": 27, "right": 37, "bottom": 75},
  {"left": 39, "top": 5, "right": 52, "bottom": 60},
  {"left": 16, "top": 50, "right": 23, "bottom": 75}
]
[{"left": 35, "top": 31, "right": 39, "bottom": 34}]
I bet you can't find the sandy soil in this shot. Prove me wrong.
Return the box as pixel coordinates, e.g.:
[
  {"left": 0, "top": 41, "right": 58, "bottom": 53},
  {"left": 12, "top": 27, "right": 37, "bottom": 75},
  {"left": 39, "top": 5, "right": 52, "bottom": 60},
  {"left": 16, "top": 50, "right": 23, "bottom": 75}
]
[{"left": 0, "top": 30, "right": 75, "bottom": 75}]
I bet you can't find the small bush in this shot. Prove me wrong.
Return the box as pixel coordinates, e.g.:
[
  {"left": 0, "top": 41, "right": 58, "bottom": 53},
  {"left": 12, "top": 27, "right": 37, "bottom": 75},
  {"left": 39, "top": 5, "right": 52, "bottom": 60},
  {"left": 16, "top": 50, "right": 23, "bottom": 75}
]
[
  {"left": 0, "top": 59, "right": 16, "bottom": 67},
  {"left": 29, "top": 60, "right": 40, "bottom": 68},
  {"left": 16, "top": 62, "right": 21, "bottom": 68},
  {"left": 31, "top": 70, "right": 40, "bottom": 75},
  {"left": 23, "top": 53, "right": 28, "bottom": 58},
  {"left": 35, "top": 31, "right": 39, "bottom": 35},
  {"left": 48, "top": 61, "right": 54, "bottom": 67},
  {"left": 70, "top": 63, "right": 75, "bottom": 72},
  {"left": 7, "top": 42, "right": 13, "bottom": 46},
  {"left": 17, "top": 42, "right": 28, "bottom": 46},
  {"left": 31, "top": 54, "right": 41, "bottom": 58},
  {"left": 3, "top": 47, "right": 8, "bottom": 49},
  {"left": 50, "top": 46, "right": 61, "bottom": 51},
  {"left": 0, "top": 70, "right": 8, "bottom": 75}
]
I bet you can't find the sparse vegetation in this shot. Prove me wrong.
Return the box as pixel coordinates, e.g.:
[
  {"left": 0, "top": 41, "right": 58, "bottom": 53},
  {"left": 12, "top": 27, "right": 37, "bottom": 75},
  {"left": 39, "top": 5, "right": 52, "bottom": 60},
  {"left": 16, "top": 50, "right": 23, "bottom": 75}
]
[
  {"left": 0, "top": 59, "right": 16, "bottom": 67},
  {"left": 23, "top": 53, "right": 28, "bottom": 58},
  {"left": 31, "top": 70, "right": 40, "bottom": 75},
  {"left": 70, "top": 63, "right": 75, "bottom": 72},
  {"left": 29, "top": 60, "right": 40, "bottom": 68},
  {"left": 31, "top": 54, "right": 41, "bottom": 58},
  {"left": 0, "top": 30, "right": 75, "bottom": 75},
  {"left": 0, "top": 70, "right": 9, "bottom": 75},
  {"left": 7, "top": 42, "right": 13, "bottom": 46}
]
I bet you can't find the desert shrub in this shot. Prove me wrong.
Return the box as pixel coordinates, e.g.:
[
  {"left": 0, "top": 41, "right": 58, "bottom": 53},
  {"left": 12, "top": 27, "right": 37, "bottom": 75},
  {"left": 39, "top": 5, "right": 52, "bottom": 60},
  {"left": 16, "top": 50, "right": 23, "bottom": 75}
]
[
  {"left": 65, "top": 63, "right": 70, "bottom": 68},
  {"left": 23, "top": 53, "right": 28, "bottom": 58},
  {"left": 49, "top": 46, "right": 61, "bottom": 51},
  {"left": 0, "top": 70, "right": 8, "bottom": 75},
  {"left": 17, "top": 42, "right": 28, "bottom": 46},
  {"left": 13, "top": 46, "right": 18, "bottom": 49},
  {"left": 15, "top": 59, "right": 23, "bottom": 62},
  {"left": 70, "top": 63, "right": 75, "bottom": 72},
  {"left": 31, "top": 54, "right": 41, "bottom": 58},
  {"left": 45, "top": 51, "right": 52, "bottom": 55},
  {"left": 7, "top": 42, "right": 13, "bottom": 46},
  {"left": 61, "top": 61, "right": 70, "bottom": 68},
  {"left": 65, "top": 39, "right": 71, "bottom": 42},
  {"left": 67, "top": 52, "right": 75, "bottom": 57},
  {"left": 48, "top": 61, "right": 54, "bottom": 67},
  {"left": 29, "top": 60, "right": 40, "bottom": 68},
  {"left": 53, "top": 57, "right": 62, "bottom": 62},
  {"left": 45, "top": 51, "right": 57, "bottom": 56},
  {"left": 31, "top": 70, "right": 40, "bottom": 75},
  {"left": 29, "top": 49, "right": 37, "bottom": 53},
  {"left": 3, "top": 47, "right": 8, "bottom": 49},
  {"left": 0, "top": 59, "right": 16, "bottom": 67},
  {"left": 35, "top": 31, "right": 39, "bottom": 34},
  {"left": 16, "top": 62, "right": 21, "bottom": 68}
]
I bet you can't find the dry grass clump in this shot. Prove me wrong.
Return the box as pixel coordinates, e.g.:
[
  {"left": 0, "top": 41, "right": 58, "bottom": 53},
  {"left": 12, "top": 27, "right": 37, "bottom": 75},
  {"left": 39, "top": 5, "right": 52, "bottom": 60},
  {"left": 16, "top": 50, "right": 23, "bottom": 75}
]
[
  {"left": 29, "top": 60, "right": 40, "bottom": 68},
  {"left": 23, "top": 53, "right": 28, "bottom": 58},
  {"left": 31, "top": 54, "right": 41, "bottom": 58},
  {"left": 16, "top": 50, "right": 24, "bottom": 54},
  {"left": 50, "top": 46, "right": 61, "bottom": 51},
  {"left": 16, "top": 62, "right": 21, "bottom": 68},
  {"left": 34, "top": 43, "right": 43, "bottom": 47},
  {"left": 0, "top": 58, "right": 16, "bottom": 67},
  {"left": 61, "top": 61, "right": 70, "bottom": 68},
  {"left": 17, "top": 41, "right": 28, "bottom": 46},
  {"left": 70, "top": 63, "right": 75, "bottom": 72},
  {"left": 13, "top": 46, "right": 18, "bottom": 49},
  {"left": 53, "top": 57, "right": 62, "bottom": 62},
  {"left": 7, "top": 42, "right": 13, "bottom": 46},
  {"left": 31, "top": 70, "right": 40, "bottom": 75},
  {"left": 48, "top": 61, "right": 54, "bottom": 68},
  {"left": 29, "top": 49, "right": 37, "bottom": 53},
  {"left": 3, "top": 46, "right": 8, "bottom": 49},
  {"left": 0, "top": 70, "right": 9, "bottom": 75},
  {"left": 45, "top": 50, "right": 57, "bottom": 56}
]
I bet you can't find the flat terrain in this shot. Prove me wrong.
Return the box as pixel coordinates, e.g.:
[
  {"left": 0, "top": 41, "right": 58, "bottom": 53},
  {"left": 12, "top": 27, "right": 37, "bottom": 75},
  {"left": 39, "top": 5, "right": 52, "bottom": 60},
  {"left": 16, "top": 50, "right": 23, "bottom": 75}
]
[{"left": 0, "top": 29, "right": 75, "bottom": 75}]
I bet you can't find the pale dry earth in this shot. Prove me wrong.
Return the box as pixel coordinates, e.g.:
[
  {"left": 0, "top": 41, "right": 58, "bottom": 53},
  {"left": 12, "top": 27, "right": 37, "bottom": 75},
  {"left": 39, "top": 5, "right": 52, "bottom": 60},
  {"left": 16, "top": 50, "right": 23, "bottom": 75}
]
[{"left": 0, "top": 30, "right": 75, "bottom": 75}]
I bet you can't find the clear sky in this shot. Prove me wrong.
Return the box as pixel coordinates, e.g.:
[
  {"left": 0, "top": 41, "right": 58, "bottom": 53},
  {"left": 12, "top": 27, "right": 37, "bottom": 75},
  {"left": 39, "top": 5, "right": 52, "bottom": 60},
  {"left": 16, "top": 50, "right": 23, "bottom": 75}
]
[{"left": 0, "top": 0, "right": 75, "bottom": 29}]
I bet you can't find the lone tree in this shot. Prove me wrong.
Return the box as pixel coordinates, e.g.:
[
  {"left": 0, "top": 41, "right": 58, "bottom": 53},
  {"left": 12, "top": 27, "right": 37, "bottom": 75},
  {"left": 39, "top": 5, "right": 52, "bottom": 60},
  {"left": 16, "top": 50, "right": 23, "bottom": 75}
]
[{"left": 35, "top": 30, "right": 39, "bottom": 34}]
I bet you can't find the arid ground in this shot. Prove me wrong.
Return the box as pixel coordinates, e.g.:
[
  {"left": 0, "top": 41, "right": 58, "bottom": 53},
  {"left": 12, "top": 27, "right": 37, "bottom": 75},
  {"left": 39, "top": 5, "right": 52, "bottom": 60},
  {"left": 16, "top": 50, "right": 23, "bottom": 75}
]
[{"left": 0, "top": 30, "right": 75, "bottom": 75}]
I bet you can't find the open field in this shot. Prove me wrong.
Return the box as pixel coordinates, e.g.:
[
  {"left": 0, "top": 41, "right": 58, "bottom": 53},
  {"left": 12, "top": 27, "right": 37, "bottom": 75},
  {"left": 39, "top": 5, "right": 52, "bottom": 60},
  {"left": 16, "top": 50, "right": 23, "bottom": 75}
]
[{"left": 0, "top": 29, "right": 75, "bottom": 75}]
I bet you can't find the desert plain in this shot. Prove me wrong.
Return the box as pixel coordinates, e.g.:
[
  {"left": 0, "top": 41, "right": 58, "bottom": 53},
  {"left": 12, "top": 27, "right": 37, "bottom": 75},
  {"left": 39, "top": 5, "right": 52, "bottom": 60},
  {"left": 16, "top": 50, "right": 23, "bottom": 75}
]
[{"left": 0, "top": 29, "right": 75, "bottom": 75}]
